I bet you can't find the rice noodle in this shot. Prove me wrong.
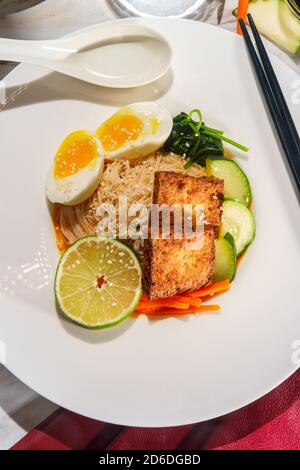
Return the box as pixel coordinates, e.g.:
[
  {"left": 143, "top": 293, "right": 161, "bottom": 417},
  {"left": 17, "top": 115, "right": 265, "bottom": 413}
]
[{"left": 56, "top": 151, "right": 206, "bottom": 249}]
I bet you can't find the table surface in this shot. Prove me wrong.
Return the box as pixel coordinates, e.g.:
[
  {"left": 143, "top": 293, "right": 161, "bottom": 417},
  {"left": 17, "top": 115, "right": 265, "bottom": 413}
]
[{"left": 0, "top": 0, "right": 299, "bottom": 450}]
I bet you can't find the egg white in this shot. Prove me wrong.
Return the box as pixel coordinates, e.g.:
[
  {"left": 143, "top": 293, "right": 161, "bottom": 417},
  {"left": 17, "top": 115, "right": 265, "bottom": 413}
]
[
  {"left": 102, "top": 102, "right": 173, "bottom": 160},
  {"left": 46, "top": 135, "right": 104, "bottom": 206}
]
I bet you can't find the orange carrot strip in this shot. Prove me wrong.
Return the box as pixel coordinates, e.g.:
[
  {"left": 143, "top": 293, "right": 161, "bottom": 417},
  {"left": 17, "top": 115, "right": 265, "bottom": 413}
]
[
  {"left": 200, "top": 292, "right": 226, "bottom": 303},
  {"left": 134, "top": 304, "right": 220, "bottom": 316},
  {"left": 138, "top": 295, "right": 191, "bottom": 308},
  {"left": 136, "top": 300, "right": 190, "bottom": 310},
  {"left": 172, "top": 295, "right": 203, "bottom": 308},
  {"left": 236, "top": 0, "right": 249, "bottom": 35},
  {"left": 139, "top": 281, "right": 229, "bottom": 308},
  {"left": 140, "top": 298, "right": 188, "bottom": 308},
  {"left": 140, "top": 293, "right": 198, "bottom": 308},
  {"left": 140, "top": 294, "right": 176, "bottom": 305},
  {"left": 140, "top": 305, "right": 219, "bottom": 314},
  {"left": 135, "top": 301, "right": 195, "bottom": 313},
  {"left": 134, "top": 309, "right": 195, "bottom": 316},
  {"left": 187, "top": 280, "right": 230, "bottom": 298},
  {"left": 196, "top": 304, "right": 220, "bottom": 312}
]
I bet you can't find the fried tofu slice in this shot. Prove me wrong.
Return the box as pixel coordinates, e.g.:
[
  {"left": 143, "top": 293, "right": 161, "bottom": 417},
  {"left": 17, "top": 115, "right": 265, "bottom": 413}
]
[
  {"left": 143, "top": 228, "right": 215, "bottom": 300},
  {"left": 152, "top": 171, "right": 224, "bottom": 232}
]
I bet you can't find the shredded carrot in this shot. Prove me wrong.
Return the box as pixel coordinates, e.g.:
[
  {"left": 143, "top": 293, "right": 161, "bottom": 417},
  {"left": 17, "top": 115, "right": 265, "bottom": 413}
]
[
  {"left": 136, "top": 300, "right": 190, "bottom": 311},
  {"left": 136, "top": 280, "right": 229, "bottom": 317},
  {"left": 187, "top": 280, "right": 230, "bottom": 298},
  {"left": 172, "top": 295, "right": 203, "bottom": 309},
  {"left": 197, "top": 304, "right": 220, "bottom": 312},
  {"left": 138, "top": 293, "right": 191, "bottom": 310},
  {"left": 134, "top": 304, "right": 220, "bottom": 316},
  {"left": 237, "top": 0, "right": 249, "bottom": 35},
  {"left": 200, "top": 291, "right": 227, "bottom": 303},
  {"left": 140, "top": 281, "right": 229, "bottom": 303}
]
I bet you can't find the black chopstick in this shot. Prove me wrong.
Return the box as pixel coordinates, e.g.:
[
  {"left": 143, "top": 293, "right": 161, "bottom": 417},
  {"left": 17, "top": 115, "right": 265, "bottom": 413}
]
[
  {"left": 247, "top": 13, "right": 300, "bottom": 154},
  {"left": 239, "top": 18, "right": 300, "bottom": 192}
]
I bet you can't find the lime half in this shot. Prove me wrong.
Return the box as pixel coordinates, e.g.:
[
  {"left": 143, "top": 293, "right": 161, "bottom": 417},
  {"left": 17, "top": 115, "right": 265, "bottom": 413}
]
[{"left": 55, "top": 236, "right": 142, "bottom": 329}]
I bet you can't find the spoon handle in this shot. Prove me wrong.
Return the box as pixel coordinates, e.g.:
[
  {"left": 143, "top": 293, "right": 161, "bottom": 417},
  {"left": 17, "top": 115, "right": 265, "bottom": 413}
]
[
  {"left": 0, "top": 38, "right": 70, "bottom": 64},
  {"left": 0, "top": 23, "right": 162, "bottom": 65}
]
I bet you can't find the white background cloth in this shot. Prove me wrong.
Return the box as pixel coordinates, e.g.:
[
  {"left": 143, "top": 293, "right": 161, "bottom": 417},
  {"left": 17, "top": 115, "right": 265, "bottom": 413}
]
[{"left": 0, "top": 0, "right": 299, "bottom": 450}]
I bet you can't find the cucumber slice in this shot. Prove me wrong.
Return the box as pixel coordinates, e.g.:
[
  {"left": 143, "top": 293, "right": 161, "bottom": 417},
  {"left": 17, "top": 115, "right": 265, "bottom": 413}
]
[
  {"left": 233, "top": 0, "right": 300, "bottom": 54},
  {"left": 220, "top": 200, "right": 256, "bottom": 255},
  {"left": 206, "top": 158, "right": 252, "bottom": 206},
  {"left": 224, "top": 232, "right": 237, "bottom": 253},
  {"left": 213, "top": 235, "right": 236, "bottom": 283}
]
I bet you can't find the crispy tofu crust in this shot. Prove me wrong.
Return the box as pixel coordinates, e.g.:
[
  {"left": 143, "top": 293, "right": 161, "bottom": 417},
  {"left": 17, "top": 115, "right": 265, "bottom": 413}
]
[
  {"left": 143, "top": 228, "right": 215, "bottom": 300},
  {"left": 143, "top": 171, "right": 224, "bottom": 299},
  {"left": 152, "top": 171, "right": 224, "bottom": 231}
]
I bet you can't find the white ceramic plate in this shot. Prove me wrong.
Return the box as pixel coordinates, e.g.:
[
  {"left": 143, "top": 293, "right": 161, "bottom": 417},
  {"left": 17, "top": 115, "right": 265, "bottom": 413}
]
[{"left": 0, "top": 18, "right": 299, "bottom": 427}]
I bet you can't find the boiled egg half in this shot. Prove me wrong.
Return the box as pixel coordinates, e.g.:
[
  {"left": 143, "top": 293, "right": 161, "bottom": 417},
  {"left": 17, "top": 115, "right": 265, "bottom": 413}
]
[
  {"left": 96, "top": 102, "right": 173, "bottom": 160},
  {"left": 46, "top": 130, "right": 104, "bottom": 206}
]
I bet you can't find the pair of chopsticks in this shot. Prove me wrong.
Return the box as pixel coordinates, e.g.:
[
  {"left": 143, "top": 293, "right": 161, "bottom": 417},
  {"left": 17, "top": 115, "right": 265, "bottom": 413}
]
[{"left": 239, "top": 14, "right": 300, "bottom": 193}]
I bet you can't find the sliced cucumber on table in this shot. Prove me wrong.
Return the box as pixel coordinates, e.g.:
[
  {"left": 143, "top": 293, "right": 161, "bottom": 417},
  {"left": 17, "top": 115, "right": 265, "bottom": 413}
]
[
  {"left": 206, "top": 158, "right": 252, "bottom": 206},
  {"left": 233, "top": 0, "right": 300, "bottom": 55},
  {"left": 213, "top": 233, "right": 237, "bottom": 282},
  {"left": 220, "top": 200, "right": 256, "bottom": 256}
]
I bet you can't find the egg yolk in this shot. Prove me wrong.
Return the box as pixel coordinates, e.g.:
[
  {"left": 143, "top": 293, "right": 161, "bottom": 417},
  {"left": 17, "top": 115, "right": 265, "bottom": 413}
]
[
  {"left": 54, "top": 131, "right": 99, "bottom": 179},
  {"left": 97, "top": 113, "right": 143, "bottom": 152}
]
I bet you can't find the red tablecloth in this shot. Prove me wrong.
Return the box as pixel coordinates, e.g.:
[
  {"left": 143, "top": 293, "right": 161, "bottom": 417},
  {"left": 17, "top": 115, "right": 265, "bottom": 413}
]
[{"left": 11, "top": 369, "right": 300, "bottom": 450}]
